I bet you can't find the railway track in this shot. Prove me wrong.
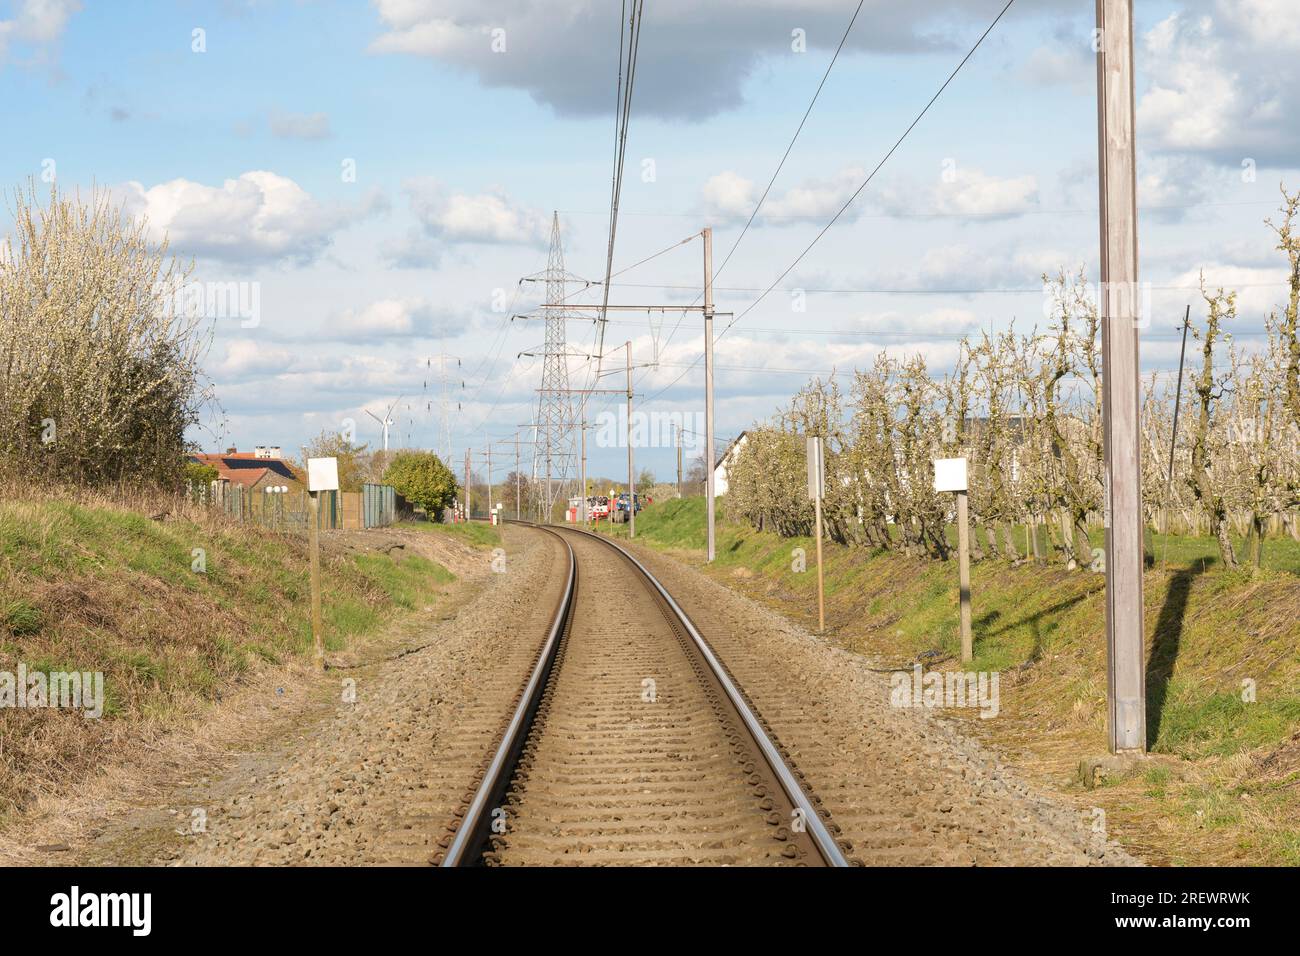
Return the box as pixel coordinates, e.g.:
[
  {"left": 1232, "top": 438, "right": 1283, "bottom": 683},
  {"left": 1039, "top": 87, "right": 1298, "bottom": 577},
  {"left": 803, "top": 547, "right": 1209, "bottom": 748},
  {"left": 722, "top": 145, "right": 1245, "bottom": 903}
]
[{"left": 435, "top": 522, "right": 851, "bottom": 867}]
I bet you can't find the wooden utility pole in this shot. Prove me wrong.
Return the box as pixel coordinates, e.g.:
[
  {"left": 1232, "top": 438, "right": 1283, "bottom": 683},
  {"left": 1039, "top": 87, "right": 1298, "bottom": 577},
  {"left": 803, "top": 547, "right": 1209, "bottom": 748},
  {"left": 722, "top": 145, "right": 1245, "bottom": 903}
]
[
  {"left": 464, "top": 448, "right": 471, "bottom": 521},
  {"left": 627, "top": 341, "right": 636, "bottom": 539},
  {"left": 806, "top": 436, "right": 826, "bottom": 633},
  {"left": 675, "top": 424, "right": 683, "bottom": 498},
  {"left": 1097, "top": 0, "right": 1146, "bottom": 754},
  {"left": 955, "top": 490, "right": 973, "bottom": 662},
  {"left": 703, "top": 227, "right": 716, "bottom": 563},
  {"left": 934, "top": 457, "right": 972, "bottom": 661},
  {"left": 308, "top": 491, "right": 324, "bottom": 670},
  {"left": 304, "top": 455, "right": 337, "bottom": 672}
]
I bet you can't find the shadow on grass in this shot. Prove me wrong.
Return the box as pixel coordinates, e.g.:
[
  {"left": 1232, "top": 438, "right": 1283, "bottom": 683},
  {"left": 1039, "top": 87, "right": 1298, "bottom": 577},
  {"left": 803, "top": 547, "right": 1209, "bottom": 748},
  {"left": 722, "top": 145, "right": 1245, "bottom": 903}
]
[{"left": 1147, "top": 565, "right": 1204, "bottom": 749}]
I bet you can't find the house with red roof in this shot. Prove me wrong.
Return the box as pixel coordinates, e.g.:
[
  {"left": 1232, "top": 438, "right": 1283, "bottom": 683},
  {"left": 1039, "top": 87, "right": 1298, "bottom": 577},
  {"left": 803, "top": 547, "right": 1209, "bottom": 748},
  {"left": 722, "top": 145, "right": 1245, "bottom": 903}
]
[{"left": 190, "top": 446, "right": 304, "bottom": 495}]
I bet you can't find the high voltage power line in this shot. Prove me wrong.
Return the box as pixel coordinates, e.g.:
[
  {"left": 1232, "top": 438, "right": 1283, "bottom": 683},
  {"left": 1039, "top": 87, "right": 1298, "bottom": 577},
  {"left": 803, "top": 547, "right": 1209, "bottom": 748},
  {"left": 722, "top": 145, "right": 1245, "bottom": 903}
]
[
  {"left": 642, "top": 0, "right": 1019, "bottom": 406},
  {"left": 647, "top": 0, "right": 868, "bottom": 388}
]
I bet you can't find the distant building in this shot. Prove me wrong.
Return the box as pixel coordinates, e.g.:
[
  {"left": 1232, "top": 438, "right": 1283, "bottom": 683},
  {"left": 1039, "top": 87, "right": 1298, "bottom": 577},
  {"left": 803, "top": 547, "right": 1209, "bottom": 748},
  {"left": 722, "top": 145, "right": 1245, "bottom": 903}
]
[
  {"left": 713, "top": 431, "right": 748, "bottom": 497},
  {"left": 190, "top": 448, "right": 303, "bottom": 495}
]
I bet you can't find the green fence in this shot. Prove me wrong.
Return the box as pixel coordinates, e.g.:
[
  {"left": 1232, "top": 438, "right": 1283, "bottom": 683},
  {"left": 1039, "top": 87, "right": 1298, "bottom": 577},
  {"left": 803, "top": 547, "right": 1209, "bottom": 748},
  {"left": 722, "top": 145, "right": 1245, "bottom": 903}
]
[
  {"left": 205, "top": 483, "right": 344, "bottom": 530},
  {"left": 362, "top": 483, "right": 396, "bottom": 528}
]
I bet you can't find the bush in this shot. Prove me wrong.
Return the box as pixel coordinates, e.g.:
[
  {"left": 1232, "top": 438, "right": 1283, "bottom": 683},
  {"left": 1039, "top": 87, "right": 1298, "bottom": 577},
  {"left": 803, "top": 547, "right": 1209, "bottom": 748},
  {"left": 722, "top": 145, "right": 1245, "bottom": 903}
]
[
  {"left": 382, "top": 451, "right": 457, "bottom": 521},
  {"left": 0, "top": 180, "right": 212, "bottom": 487}
]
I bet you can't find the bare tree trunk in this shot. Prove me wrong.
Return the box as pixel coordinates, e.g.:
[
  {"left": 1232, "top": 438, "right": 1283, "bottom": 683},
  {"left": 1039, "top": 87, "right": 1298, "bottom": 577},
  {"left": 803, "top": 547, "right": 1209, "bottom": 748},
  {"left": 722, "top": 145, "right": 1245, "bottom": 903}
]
[
  {"left": 1000, "top": 522, "right": 1021, "bottom": 561},
  {"left": 1059, "top": 507, "right": 1075, "bottom": 566}
]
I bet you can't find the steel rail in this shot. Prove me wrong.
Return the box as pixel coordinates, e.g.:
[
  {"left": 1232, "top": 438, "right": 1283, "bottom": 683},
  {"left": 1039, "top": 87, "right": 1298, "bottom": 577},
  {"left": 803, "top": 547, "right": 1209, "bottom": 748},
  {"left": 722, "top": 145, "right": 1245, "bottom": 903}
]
[
  {"left": 552, "top": 523, "right": 850, "bottom": 867},
  {"left": 439, "top": 524, "right": 577, "bottom": 867}
]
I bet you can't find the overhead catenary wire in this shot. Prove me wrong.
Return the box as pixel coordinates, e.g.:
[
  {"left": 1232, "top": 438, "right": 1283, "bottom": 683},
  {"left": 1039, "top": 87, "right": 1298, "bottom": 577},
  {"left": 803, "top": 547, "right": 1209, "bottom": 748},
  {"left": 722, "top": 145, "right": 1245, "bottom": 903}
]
[
  {"left": 591, "top": 0, "right": 646, "bottom": 381},
  {"left": 649, "top": 0, "right": 867, "bottom": 379},
  {"left": 642, "top": 0, "right": 1019, "bottom": 406}
]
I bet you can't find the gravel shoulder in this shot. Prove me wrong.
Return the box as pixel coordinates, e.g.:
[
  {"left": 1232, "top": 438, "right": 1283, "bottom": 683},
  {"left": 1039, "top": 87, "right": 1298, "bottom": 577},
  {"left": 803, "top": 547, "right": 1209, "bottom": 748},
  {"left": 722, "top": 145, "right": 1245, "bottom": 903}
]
[
  {"left": 0, "top": 525, "right": 558, "bottom": 866},
  {"left": 620, "top": 538, "right": 1137, "bottom": 866}
]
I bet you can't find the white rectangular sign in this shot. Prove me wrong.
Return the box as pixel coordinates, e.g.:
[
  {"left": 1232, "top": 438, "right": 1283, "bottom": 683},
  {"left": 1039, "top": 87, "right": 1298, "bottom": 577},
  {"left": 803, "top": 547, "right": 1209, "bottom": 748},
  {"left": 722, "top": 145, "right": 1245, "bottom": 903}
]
[
  {"left": 806, "top": 436, "right": 825, "bottom": 500},
  {"left": 933, "top": 457, "right": 968, "bottom": 493},
  {"left": 307, "top": 456, "right": 339, "bottom": 492}
]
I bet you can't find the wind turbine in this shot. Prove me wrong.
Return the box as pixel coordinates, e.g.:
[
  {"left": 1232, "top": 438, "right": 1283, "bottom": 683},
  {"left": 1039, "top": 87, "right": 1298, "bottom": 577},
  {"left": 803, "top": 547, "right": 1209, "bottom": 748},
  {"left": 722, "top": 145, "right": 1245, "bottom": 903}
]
[{"left": 365, "top": 395, "right": 403, "bottom": 452}]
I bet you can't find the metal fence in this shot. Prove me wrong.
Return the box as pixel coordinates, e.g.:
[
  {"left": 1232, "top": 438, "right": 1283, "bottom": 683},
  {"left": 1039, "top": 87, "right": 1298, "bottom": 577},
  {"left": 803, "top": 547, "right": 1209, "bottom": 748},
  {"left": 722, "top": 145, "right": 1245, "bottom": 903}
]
[
  {"left": 197, "top": 483, "right": 363, "bottom": 530},
  {"left": 362, "top": 483, "right": 397, "bottom": 528},
  {"left": 190, "top": 480, "right": 408, "bottom": 531}
]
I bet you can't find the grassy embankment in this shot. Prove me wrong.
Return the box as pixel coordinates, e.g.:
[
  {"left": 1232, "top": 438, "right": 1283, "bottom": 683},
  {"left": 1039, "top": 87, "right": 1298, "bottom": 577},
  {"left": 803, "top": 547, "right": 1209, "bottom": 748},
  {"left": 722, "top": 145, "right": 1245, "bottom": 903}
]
[
  {"left": 604, "top": 497, "right": 1300, "bottom": 865},
  {"left": 0, "top": 496, "right": 473, "bottom": 817},
  {"left": 399, "top": 519, "right": 501, "bottom": 549}
]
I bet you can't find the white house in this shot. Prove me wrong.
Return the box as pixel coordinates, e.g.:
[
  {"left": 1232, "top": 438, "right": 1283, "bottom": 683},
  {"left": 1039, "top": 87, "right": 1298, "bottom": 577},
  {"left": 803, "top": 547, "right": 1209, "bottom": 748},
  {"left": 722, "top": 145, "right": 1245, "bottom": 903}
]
[{"left": 713, "top": 431, "right": 748, "bottom": 496}]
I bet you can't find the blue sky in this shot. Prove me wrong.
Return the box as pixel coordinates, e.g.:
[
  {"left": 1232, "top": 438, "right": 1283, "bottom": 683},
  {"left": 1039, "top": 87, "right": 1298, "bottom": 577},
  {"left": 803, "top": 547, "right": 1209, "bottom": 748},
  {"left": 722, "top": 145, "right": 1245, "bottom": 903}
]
[{"left": 2, "top": 0, "right": 1297, "bottom": 484}]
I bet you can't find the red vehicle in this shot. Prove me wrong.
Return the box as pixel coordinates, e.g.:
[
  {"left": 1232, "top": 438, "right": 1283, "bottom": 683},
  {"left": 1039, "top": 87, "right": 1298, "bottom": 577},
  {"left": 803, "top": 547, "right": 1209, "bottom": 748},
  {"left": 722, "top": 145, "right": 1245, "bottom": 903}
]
[{"left": 571, "top": 495, "right": 610, "bottom": 520}]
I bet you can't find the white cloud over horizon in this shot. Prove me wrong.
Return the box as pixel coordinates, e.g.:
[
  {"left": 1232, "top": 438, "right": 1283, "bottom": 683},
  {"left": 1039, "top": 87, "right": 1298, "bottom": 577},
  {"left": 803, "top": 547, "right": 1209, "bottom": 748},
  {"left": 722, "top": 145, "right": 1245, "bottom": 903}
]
[
  {"left": 0, "top": 0, "right": 80, "bottom": 67},
  {"left": 117, "top": 171, "right": 388, "bottom": 266}
]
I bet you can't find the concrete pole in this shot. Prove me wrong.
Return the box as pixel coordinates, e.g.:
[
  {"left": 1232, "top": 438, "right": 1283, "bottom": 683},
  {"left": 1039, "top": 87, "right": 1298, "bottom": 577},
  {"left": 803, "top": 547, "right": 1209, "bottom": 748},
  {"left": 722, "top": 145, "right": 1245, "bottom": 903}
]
[
  {"left": 956, "top": 490, "right": 973, "bottom": 663},
  {"left": 486, "top": 446, "right": 493, "bottom": 518},
  {"left": 627, "top": 341, "right": 635, "bottom": 539},
  {"left": 1097, "top": 0, "right": 1146, "bottom": 754},
  {"left": 515, "top": 434, "right": 521, "bottom": 521},
  {"left": 703, "top": 227, "right": 716, "bottom": 563},
  {"left": 581, "top": 415, "right": 589, "bottom": 527},
  {"left": 813, "top": 492, "right": 825, "bottom": 633},
  {"left": 464, "top": 448, "right": 471, "bottom": 521}
]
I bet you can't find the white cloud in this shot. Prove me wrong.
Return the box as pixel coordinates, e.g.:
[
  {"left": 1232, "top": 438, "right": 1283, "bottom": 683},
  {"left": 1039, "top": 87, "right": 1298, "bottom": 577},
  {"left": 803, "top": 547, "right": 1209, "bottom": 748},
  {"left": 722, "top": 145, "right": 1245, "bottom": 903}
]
[
  {"left": 1166, "top": 264, "right": 1294, "bottom": 327},
  {"left": 402, "top": 178, "right": 549, "bottom": 246},
  {"left": 270, "top": 111, "right": 332, "bottom": 140},
  {"left": 834, "top": 307, "right": 980, "bottom": 342},
  {"left": 898, "top": 242, "right": 1083, "bottom": 291},
  {"left": 383, "top": 178, "right": 549, "bottom": 266},
  {"left": 700, "top": 171, "right": 756, "bottom": 220},
  {"left": 700, "top": 167, "right": 865, "bottom": 225},
  {"left": 706, "top": 165, "right": 1038, "bottom": 225},
  {"left": 325, "top": 298, "right": 468, "bottom": 342},
  {"left": 930, "top": 168, "right": 1039, "bottom": 218},
  {"left": 1137, "top": 154, "right": 1214, "bottom": 222},
  {"left": 213, "top": 339, "right": 302, "bottom": 380},
  {"left": 0, "top": 0, "right": 80, "bottom": 65},
  {"left": 1138, "top": 5, "right": 1300, "bottom": 164},
  {"left": 870, "top": 167, "right": 1040, "bottom": 220},
  {"left": 117, "top": 171, "right": 385, "bottom": 265},
  {"left": 764, "top": 167, "right": 865, "bottom": 221}
]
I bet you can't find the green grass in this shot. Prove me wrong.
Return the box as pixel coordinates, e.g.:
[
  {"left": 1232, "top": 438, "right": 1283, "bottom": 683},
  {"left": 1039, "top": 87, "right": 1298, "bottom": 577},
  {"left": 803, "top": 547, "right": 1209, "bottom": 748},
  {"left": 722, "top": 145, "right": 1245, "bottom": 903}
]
[
  {"left": 0, "top": 501, "right": 455, "bottom": 709},
  {"left": 1155, "top": 692, "right": 1300, "bottom": 759},
  {"left": 0, "top": 495, "right": 462, "bottom": 814},
  {"left": 398, "top": 518, "right": 501, "bottom": 548}
]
